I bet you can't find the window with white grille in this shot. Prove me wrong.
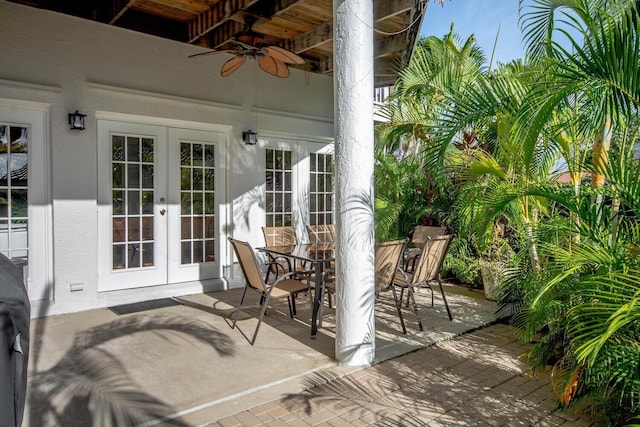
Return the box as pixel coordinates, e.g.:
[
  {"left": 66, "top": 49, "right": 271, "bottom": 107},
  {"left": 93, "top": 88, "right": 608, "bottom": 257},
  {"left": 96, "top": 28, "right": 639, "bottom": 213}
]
[
  {"left": 265, "top": 148, "right": 293, "bottom": 227},
  {"left": 309, "top": 152, "right": 334, "bottom": 225}
]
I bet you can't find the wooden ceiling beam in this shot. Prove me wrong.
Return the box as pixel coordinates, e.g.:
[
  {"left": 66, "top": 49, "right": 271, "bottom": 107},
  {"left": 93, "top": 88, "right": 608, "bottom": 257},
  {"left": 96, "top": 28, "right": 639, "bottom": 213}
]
[
  {"left": 319, "top": 55, "right": 333, "bottom": 74},
  {"left": 207, "top": 21, "right": 245, "bottom": 48},
  {"left": 374, "top": 0, "right": 414, "bottom": 22},
  {"left": 271, "top": 0, "right": 305, "bottom": 16},
  {"left": 203, "top": 0, "right": 305, "bottom": 48},
  {"left": 108, "top": 0, "right": 136, "bottom": 25},
  {"left": 283, "top": 21, "right": 332, "bottom": 54},
  {"left": 375, "top": 33, "right": 407, "bottom": 58},
  {"left": 375, "top": 57, "right": 402, "bottom": 77},
  {"left": 187, "top": 0, "right": 261, "bottom": 43}
]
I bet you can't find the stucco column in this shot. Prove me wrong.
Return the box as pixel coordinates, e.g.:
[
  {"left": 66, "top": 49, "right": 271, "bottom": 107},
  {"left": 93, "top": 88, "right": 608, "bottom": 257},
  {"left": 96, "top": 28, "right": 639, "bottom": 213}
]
[{"left": 333, "top": 0, "right": 376, "bottom": 366}]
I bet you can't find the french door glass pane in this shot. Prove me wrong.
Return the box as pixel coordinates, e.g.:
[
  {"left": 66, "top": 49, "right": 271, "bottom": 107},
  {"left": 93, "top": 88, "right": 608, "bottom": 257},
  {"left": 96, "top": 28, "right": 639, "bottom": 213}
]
[
  {"left": 111, "top": 134, "right": 154, "bottom": 270},
  {"left": 265, "top": 148, "right": 293, "bottom": 227},
  {"left": 180, "top": 142, "right": 216, "bottom": 265},
  {"left": 309, "top": 152, "right": 334, "bottom": 226},
  {"left": 0, "top": 124, "right": 29, "bottom": 261}
]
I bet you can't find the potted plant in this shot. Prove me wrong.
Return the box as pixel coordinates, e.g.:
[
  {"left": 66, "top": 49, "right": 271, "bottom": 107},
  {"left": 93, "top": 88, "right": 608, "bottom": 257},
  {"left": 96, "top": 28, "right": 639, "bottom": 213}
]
[{"left": 479, "top": 223, "right": 513, "bottom": 301}]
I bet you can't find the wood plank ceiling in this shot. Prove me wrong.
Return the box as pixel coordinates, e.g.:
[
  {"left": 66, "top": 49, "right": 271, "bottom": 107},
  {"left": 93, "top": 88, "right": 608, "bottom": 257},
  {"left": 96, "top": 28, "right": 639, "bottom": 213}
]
[{"left": 6, "top": 0, "right": 427, "bottom": 86}]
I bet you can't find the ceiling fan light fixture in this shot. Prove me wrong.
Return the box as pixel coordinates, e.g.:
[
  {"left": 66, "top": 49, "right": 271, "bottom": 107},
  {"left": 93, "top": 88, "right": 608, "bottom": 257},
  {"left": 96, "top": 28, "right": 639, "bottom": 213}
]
[
  {"left": 236, "top": 30, "right": 264, "bottom": 46},
  {"left": 188, "top": 15, "right": 304, "bottom": 78}
]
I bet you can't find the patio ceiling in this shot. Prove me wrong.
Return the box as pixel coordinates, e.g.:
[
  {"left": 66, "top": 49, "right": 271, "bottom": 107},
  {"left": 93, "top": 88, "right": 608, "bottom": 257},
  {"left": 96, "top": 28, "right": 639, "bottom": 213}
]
[{"left": 7, "top": 0, "right": 427, "bottom": 87}]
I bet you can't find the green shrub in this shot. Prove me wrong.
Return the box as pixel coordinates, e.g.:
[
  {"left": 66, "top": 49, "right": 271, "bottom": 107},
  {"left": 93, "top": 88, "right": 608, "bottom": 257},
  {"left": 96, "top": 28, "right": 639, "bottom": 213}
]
[{"left": 443, "top": 253, "right": 482, "bottom": 288}]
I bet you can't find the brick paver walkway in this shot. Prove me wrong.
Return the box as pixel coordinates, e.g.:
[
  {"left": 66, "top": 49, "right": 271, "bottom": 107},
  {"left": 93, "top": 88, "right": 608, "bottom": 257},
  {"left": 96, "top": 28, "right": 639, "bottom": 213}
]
[{"left": 213, "top": 324, "right": 595, "bottom": 426}]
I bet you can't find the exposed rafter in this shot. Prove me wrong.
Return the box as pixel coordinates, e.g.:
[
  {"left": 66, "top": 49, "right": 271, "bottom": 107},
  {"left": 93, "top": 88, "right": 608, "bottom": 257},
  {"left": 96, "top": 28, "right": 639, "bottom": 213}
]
[
  {"left": 188, "top": 0, "right": 260, "bottom": 43},
  {"left": 108, "top": 0, "right": 136, "bottom": 25}
]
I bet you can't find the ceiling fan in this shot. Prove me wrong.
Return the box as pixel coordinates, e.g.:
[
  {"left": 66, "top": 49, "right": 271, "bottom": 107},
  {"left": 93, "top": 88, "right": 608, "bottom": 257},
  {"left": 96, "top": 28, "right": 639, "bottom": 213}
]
[{"left": 189, "top": 16, "right": 305, "bottom": 78}]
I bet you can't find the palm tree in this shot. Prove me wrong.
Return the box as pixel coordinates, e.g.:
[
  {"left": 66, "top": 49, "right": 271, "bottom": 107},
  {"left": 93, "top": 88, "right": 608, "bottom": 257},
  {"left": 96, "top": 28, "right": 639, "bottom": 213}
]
[
  {"left": 377, "top": 25, "right": 486, "bottom": 165},
  {"left": 374, "top": 26, "right": 486, "bottom": 242},
  {"left": 494, "top": 2, "right": 640, "bottom": 421},
  {"left": 518, "top": 0, "right": 640, "bottom": 197}
]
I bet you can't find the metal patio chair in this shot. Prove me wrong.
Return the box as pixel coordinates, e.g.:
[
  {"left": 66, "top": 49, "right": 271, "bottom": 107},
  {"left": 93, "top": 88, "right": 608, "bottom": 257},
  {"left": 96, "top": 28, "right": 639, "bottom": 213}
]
[
  {"left": 261, "top": 226, "right": 311, "bottom": 282},
  {"left": 228, "top": 237, "right": 310, "bottom": 345},
  {"left": 375, "top": 240, "right": 415, "bottom": 334},
  {"left": 307, "top": 224, "right": 336, "bottom": 307},
  {"left": 394, "top": 234, "right": 454, "bottom": 323},
  {"left": 306, "top": 224, "right": 335, "bottom": 244},
  {"left": 318, "top": 240, "right": 415, "bottom": 333},
  {"left": 404, "top": 225, "right": 447, "bottom": 272}
]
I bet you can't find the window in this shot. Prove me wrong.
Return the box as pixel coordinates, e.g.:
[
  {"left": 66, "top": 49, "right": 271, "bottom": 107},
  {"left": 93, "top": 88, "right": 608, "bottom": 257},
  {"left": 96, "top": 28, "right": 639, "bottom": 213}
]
[
  {"left": 180, "top": 142, "right": 216, "bottom": 264},
  {"left": 265, "top": 148, "right": 293, "bottom": 227},
  {"left": 309, "top": 152, "right": 334, "bottom": 225},
  {"left": 111, "top": 134, "right": 155, "bottom": 269}
]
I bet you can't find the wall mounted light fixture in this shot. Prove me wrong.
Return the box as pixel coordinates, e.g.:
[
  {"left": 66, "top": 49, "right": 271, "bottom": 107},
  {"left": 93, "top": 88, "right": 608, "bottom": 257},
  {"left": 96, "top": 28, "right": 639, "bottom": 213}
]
[
  {"left": 68, "top": 110, "right": 86, "bottom": 130},
  {"left": 242, "top": 130, "right": 258, "bottom": 145}
]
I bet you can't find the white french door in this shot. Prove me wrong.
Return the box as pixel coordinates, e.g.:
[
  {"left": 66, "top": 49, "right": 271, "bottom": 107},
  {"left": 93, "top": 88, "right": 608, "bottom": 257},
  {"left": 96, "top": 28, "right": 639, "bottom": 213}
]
[
  {"left": 0, "top": 105, "right": 50, "bottom": 300},
  {"left": 167, "top": 128, "right": 225, "bottom": 283},
  {"left": 98, "top": 121, "right": 225, "bottom": 291},
  {"left": 262, "top": 137, "right": 333, "bottom": 243}
]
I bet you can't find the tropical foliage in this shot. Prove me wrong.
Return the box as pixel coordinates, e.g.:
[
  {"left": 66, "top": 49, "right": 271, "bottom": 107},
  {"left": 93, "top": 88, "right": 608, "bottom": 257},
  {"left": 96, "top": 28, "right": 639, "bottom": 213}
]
[{"left": 374, "top": 0, "right": 640, "bottom": 424}]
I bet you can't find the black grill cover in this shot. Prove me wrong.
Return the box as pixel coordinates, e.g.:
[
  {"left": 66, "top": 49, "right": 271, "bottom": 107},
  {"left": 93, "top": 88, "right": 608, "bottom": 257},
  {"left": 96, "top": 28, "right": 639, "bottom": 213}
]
[{"left": 0, "top": 253, "right": 30, "bottom": 427}]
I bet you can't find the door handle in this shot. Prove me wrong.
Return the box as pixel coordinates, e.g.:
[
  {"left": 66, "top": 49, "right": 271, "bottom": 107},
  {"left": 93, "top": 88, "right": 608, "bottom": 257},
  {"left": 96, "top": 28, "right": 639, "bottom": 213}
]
[{"left": 159, "top": 208, "right": 166, "bottom": 216}]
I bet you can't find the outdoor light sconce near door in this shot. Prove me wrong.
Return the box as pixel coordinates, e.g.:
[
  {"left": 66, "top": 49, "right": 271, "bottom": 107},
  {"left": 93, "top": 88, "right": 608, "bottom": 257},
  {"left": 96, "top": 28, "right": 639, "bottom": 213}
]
[
  {"left": 68, "top": 110, "right": 86, "bottom": 130},
  {"left": 243, "top": 130, "right": 258, "bottom": 145}
]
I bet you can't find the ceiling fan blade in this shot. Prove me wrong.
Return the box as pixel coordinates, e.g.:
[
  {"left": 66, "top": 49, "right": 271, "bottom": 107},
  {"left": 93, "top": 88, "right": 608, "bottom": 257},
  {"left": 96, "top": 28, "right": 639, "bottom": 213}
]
[
  {"left": 221, "top": 55, "right": 247, "bottom": 77},
  {"left": 263, "top": 46, "right": 305, "bottom": 65},
  {"left": 258, "top": 56, "right": 290, "bottom": 78},
  {"left": 189, "top": 49, "right": 239, "bottom": 58}
]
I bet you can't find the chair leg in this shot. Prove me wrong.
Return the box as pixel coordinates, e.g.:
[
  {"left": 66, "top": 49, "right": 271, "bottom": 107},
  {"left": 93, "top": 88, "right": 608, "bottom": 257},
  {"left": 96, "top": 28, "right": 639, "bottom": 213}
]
[
  {"left": 290, "top": 293, "right": 298, "bottom": 317},
  {"left": 232, "top": 286, "right": 249, "bottom": 329},
  {"left": 251, "top": 293, "right": 272, "bottom": 345},
  {"left": 438, "top": 278, "right": 453, "bottom": 321},
  {"left": 390, "top": 285, "right": 407, "bottom": 334},
  {"left": 423, "top": 283, "right": 434, "bottom": 307},
  {"left": 407, "top": 287, "right": 423, "bottom": 331}
]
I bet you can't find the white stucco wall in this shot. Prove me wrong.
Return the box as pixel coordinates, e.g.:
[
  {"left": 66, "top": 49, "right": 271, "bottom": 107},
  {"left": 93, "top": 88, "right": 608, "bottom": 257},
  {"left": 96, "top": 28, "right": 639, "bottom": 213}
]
[{"left": 0, "top": 1, "right": 334, "bottom": 316}]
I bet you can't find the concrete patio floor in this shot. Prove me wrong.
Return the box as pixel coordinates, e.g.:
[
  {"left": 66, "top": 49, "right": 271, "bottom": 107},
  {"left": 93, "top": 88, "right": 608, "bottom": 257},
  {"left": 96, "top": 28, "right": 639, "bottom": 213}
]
[{"left": 23, "top": 281, "right": 580, "bottom": 426}]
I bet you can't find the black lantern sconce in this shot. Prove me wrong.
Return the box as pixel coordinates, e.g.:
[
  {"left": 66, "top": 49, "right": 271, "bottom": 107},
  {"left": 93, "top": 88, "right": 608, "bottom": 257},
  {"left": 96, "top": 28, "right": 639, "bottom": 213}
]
[
  {"left": 68, "top": 110, "right": 87, "bottom": 130},
  {"left": 242, "top": 130, "right": 258, "bottom": 145}
]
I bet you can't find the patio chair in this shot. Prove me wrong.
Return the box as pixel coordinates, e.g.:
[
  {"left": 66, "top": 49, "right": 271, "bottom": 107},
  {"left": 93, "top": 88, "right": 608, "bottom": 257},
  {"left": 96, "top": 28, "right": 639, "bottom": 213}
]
[
  {"left": 318, "top": 240, "right": 416, "bottom": 333},
  {"left": 228, "top": 237, "right": 311, "bottom": 345},
  {"left": 306, "top": 224, "right": 335, "bottom": 244},
  {"left": 394, "top": 234, "right": 453, "bottom": 322},
  {"left": 261, "top": 226, "right": 311, "bottom": 282},
  {"left": 404, "top": 225, "right": 447, "bottom": 272},
  {"left": 375, "top": 240, "right": 416, "bottom": 334},
  {"left": 307, "top": 224, "right": 336, "bottom": 306}
]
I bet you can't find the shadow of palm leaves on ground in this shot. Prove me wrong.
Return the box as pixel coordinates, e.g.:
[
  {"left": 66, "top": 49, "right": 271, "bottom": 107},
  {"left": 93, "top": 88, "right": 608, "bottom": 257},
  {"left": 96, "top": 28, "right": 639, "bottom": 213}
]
[
  {"left": 279, "top": 368, "right": 441, "bottom": 426},
  {"left": 28, "top": 313, "right": 235, "bottom": 426},
  {"left": 278, "top": 327, "right": 580, "bottom": 425}
]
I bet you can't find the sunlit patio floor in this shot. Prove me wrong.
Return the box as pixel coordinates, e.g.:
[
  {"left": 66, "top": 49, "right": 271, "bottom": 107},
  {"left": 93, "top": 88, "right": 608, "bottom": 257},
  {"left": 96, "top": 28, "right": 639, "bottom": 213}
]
[{"left": 24, "top": 282, "right": 593, "bottom": 426}]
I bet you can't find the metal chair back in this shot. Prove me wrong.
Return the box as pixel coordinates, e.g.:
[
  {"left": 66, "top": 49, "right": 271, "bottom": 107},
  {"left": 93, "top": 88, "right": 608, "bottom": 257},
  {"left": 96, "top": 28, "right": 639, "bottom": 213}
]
[
  {"left": 375, "top": 240, "right": 406, "bottom": 293},
  {"left": 306, "top": 224, "right": 335, "bottom": 244}
]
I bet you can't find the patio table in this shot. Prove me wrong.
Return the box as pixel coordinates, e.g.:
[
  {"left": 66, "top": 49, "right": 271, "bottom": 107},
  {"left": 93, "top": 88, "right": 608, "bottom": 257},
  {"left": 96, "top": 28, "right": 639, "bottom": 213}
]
[{"left": 257, "top": 243, "right": 335, "bottom": 339}]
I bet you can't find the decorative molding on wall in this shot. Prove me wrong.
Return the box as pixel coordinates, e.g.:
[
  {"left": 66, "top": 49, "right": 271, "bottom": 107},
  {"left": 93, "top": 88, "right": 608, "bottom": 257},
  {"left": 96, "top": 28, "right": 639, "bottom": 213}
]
[
  {"left": 0, "top": 78, "right": 62, "bottom": 94},
  {"left": 95, "top": 110, "right": 232, "bottom": 133},
  {"left": 87, "top": 82, "right": 243, "bottom": 111},
  {"left": 253, "top": 107, "right": 334, "bottom": 124}
]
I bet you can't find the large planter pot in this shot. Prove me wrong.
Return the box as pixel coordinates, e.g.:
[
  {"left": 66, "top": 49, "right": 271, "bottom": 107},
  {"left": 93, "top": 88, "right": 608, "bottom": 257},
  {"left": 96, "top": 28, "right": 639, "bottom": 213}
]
[{"left": 481, "top": 261, "right": 503, "bottom": 301}]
